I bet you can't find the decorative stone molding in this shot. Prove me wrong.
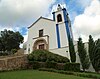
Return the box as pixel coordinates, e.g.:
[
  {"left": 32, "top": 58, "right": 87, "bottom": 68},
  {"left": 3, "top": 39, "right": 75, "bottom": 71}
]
[{"left": 33, "top": 38, "right": 48, "bottom": 50}]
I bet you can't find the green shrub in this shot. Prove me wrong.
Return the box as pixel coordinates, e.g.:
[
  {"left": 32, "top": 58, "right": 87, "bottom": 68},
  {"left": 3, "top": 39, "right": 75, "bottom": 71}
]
[
  {"left": 39, "top": 68, "right": 99, "bottom": 79},
  {"left": 28, "top": 61, "right": 40, "bottom": 69},
  {"left": 28, "top": 61, "right": 80, "bottom": 72},
  {"left": 27, "top": 54, "right": 34, "bottom": 61},
  {"left": 32, "top": 61, "right": 40, "bottom": 69},
  {"left": 27, "top": 50, "right": 80, "bottom": 71},
  {"left": 38, "top": 62, "right": 46, "bottom": 68},
  {"left": 0, "top": 52, "right": 8, "bottom": 56},
  {"left": 28, "top": 50, "right": 70, "bottom": 63},
  {"left": 46, "top": 61, "right": 57, "bottom": 69},
  {"left": 11, "top": 49, "right": 17, "bottom": 54},
  {"left": 64, "top": 63, "right": 80, "bottom": 72},
  {"left": 28, "top": 61, "right": 46, "bottom": 69},
  {"left": 56, "top": 63, "right": 65, "bottom": 70}
]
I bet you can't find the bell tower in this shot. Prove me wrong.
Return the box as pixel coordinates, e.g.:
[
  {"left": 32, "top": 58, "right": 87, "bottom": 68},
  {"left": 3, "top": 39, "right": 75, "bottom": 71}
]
[{"left": 52, "top": 4, "right": 73, "bottom": 48}]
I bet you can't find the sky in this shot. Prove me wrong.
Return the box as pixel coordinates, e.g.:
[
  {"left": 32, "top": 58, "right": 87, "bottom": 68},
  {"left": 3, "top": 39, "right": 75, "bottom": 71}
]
[{"left": 0, "top": 0, "right": 100, "bottom": 45}]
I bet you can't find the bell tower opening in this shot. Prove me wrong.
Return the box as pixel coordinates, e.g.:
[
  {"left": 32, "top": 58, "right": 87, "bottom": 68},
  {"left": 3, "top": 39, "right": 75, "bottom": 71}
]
[{"left": 57, "top": 14, "right": 62, "bottom": 22}]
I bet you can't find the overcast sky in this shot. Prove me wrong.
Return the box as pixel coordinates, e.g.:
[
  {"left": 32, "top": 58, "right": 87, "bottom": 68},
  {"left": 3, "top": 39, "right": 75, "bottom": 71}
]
[{"left": 0, "top": 0, "right": 100, "bottom": 43}]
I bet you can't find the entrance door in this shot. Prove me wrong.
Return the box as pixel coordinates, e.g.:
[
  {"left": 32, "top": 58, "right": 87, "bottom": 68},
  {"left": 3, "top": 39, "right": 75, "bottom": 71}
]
[
  {"left": 39, "top": 44, "right": 44, "bottom": 49},
  {"left": 33, "top": 39, "right": 48, "bottom": 50}
]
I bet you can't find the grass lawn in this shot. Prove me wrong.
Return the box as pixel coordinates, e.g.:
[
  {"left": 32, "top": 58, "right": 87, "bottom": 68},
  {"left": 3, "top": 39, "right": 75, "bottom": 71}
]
[{"left": 0, "top": 70, "right": 92, "bottom": 79}]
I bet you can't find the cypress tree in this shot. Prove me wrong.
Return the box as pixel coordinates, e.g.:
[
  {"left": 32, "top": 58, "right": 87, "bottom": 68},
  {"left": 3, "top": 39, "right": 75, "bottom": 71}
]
[
  {"left": 69, "top": 38, "right": 76, "bottom": 62},
  {"left": 92, "top": 39, "right": 100, "bottom": 72},
  {"left": 88, "top": 35, "right": 95, "bottom": 63},
  {"left": 77, "top": 37, "right": 90, "bottom": 71}
]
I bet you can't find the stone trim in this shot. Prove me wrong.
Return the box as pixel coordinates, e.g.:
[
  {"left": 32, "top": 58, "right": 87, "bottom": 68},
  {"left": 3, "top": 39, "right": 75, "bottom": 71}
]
[
  {"left": 33, "top": 38, "right": 49, "bottom": 50},
  {"left": 33, "top": 35, "right": 49, "bottom": 40}
]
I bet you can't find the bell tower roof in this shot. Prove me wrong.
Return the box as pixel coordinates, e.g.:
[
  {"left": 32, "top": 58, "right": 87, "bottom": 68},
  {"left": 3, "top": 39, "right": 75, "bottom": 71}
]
[{"left": 57, "top": 4, "right": 62, "bottom": 11}]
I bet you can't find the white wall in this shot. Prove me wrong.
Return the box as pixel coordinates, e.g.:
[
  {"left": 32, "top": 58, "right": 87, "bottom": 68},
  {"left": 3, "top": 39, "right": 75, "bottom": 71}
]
[
  {"left": 26, "top": 18, "right": 58, "bottom": 53},
  {"left": 26, "top": 9, "right": 71, "bottom": 59},
  {"left": 26, "top": 17, "right": 70, "bottom": 59},
  {"left": 50, "top": 46, "right": 70, "bottom": 60},
  {"left": 59, "top": 23, "right": 69, "bottom": 47}
]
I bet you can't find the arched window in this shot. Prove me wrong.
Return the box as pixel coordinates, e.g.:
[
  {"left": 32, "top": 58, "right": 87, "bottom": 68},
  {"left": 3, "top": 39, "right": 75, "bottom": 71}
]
[{"left": 57, "top": 14, "right": 62, "bottom": 22}]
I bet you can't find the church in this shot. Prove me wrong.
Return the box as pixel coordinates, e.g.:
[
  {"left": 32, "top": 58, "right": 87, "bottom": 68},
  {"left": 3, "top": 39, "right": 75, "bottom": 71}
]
[
  {"left": 24, "top": 4, "right": 74, "bottom": 60},
  {"left": 24, "top": 4, "right": 95, "bottom": 72}
]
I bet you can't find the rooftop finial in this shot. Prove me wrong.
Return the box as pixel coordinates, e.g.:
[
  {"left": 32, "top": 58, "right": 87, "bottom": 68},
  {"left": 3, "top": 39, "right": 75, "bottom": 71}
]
[
  {"left": 58, "top": 4, "right": 60, "bottom": 7},
  {"left": 57, "top": 4, "right": 62, "bottom": 11}
]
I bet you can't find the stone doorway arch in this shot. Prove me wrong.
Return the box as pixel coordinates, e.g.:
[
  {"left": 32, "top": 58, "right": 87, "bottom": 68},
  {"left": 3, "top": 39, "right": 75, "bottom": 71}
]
[{"left": 33, "top": 39, "right": 48, "bottom": 50}]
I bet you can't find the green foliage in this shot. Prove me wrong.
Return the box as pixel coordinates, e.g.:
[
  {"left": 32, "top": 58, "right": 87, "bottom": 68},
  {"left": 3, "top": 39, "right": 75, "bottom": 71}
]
[
  {"left": 56, "top": 63, "right": 65, "bottom": 70},
  {"left": 77, "top": 37, "right": 90, "bottom": 71},
  {"left": 46, "top": 61, "right": 57, "bottom": 69},
  {"left": 92, "top": 39, "right": 100, "bottom": 72},
  {"left": 11, "top": 49, "right": 17, "bottom": 54},
  {"left": 28, "top": 50, "right": 70, "bottom": 63},
  {"left": 39, "top": 68, "right": 100, "bottom": 79},
  {"left": 28, "top": 54, "right": 34, "bottom": 61},
  {"left": 28, "top": 61, "right": 80, "bottom": 72},
  {"left": 88, "top": 35, "right": 95, "bottom": 62},
  {"left": 32, "top": 61, "right": 40, "bottom": 69},
  {"left": 0, "top": 29, "right": 23, "bottom": 54},
  {"left": 0, "top": 37, "right": 5, "bottom": 51},
  {"left": 69, "top": 38, "right": 76, "bottom": 62},
  {"left": 27, "top": 50, "right": 80, "bottom": 71},
  {"left": 82, "top": 55, "right": 90, "bottom": 70},
  {"left": 64, "top": 63, "right": 80, "bottom": 72},
  {"left": 88, "top": 35, "right": 100, "bottom": 72},
  {"left": 0, "top": 51, "right": 8, "bottom": 56}
]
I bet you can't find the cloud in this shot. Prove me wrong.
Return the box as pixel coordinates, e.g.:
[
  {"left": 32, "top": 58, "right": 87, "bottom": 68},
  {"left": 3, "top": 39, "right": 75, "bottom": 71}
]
[
  {"left": 73, "top": 0, "right": 100, "bottom": 42},
  {"left": 0, "top": 0, "right": 55, "bottom": 28},
  {"left": 0, "top": 0, "right": 57, "bottom": 48},
  {"left": 0, "top": 0, "right": 56, "bottom": 45}
]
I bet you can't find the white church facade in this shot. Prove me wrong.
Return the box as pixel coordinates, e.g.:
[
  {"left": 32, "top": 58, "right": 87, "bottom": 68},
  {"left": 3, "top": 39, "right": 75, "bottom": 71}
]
[
  {"left": 25, "top": 4, "right": 74, "bottom": 60},
  {"left": 24, "top": 4, "right": 95, "bottom": 72}
]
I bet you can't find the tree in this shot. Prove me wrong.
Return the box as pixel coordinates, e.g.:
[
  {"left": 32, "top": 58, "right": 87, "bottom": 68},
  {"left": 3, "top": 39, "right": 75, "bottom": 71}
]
[
  {"left": 88, "top": 35, "right": 95, "bottom": 62},
  {"left": 88, "top": 35, "right": 95, "bottom": 70},
  {"left": 69, "top": 38, "right": 76, "bottom": 62},
  {"left": 0, "top": 37, "right": 4, "bottom": 51},
  {"left": 0, "top": 29, "right": 24, "bottom": 53},
  {"left": 92, "top": 39, "right": 100, "bottom": 72},
  {"left": 77, "top": 37, "right": 90, "bottom": 71},
  {"left": 88, "top": 35, "right": 100, "bottom": 72}
]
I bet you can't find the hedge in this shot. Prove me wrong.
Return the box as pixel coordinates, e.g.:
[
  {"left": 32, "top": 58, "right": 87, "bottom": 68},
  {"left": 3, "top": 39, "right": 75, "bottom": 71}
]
[
  {"left": 64, "top": 63, "right": 80, "bottom": 72},
  {"left": 28, "top": 61, "right": 80, "bottom": 72},
  {"left": 28, "top": 50, "right": 70, "bottom": 63},
  {"left": 39, "top": 68, "right": 100, "bottom": 79},
  {"left": 46, "top": 61, "right": 57, "bottom": 69},
  {"left": 27, "top": 50, "right": 80, "bottom": 71}
]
